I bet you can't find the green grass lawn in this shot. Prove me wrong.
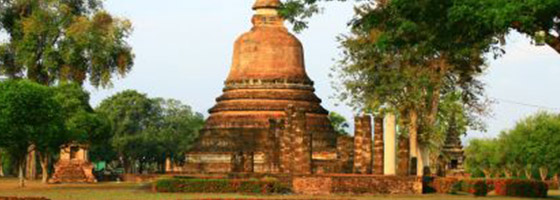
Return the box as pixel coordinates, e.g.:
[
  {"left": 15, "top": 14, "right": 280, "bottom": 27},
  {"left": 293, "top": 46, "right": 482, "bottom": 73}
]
[{"left": 0, "top": 178, "right": 559, "bottom": 200}]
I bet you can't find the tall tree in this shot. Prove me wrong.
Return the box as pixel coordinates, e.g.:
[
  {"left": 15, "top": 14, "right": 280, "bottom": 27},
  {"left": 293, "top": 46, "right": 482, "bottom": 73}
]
[
  {"left": 95, "top": 90, "right": 157, "bottom": 173},
  {"left": 0, "top": 0, "right": 134, "bottom": 87},
  {"left": 96, "top": 91, "right": 204, "bottom": 174},
  {"left": 0, "top": 80, "right": 64, "bottom": 187},
  {"left": 45, "top": 83, "right": 109, "bottom": 183}
]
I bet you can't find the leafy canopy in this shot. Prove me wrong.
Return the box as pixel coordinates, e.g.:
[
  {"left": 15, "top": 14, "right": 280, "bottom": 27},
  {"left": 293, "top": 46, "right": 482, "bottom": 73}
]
[{"left": 0, "top": 0, "right": 134, "bottom": 87}]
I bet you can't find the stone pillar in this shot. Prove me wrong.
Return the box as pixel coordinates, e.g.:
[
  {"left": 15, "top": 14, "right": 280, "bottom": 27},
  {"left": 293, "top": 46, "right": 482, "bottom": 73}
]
[
  {"left": 353, "top": 115, "right": 372, "bottom": 174},
  {"left": 384, "top": 114, "right": 396, "bottom": 175},
  {"left": 397, "top": 135, "right": 410, "bottom": 176},
  {"left": 373, "top": 117, "right": 384, "bottom": 175},
  {"left": 285, "top": 105, "right": 312, "bottom": 174}
]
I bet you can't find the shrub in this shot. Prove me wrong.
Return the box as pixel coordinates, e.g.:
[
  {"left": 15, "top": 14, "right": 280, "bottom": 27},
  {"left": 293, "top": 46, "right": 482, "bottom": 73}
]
[
  {"left": 433, "top": 178, "right": 459, "bottom": 194},
  {"left": 545, "top": 180, "right": 559, "bottom": 190},
  {"left": 154, "top": 178, "right": 291, "bottom": 194},
  {"left": 494, "top": 179, "right": 548, "bottom": 198},
  {"left": 462, "top": 180, "right": 489, "bottom": 197}
]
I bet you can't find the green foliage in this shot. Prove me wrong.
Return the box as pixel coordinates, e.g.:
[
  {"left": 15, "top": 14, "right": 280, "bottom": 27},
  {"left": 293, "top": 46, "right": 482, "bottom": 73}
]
[
  {"left": 0, "top": 79, "right": 65, "bottom": 172},
  {"left": 465, "top": 112, "right": 560, "bottom": 179},
  {"left": 0, "top": 0, "right": 134, "bottom": 87},
  {"left": 328, "top": 112, "right": 349, "bottom": 135},
  {"left": 462, "top": 179, "right": 489, "bottom": 197},
  {"left": 95, "top": 90, "right": 205, "bottom": 172},
  {"left": 154, "top": 178, "right": 291, "bottom": 194},
  {"left": 464, "top": 138, "right": 501, "bottom": 177},
  {"left": 52, "top": 83, "right": 110, "bottom": 145}
]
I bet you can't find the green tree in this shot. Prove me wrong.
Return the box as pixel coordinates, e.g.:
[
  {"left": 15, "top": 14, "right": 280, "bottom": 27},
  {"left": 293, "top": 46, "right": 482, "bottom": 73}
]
[
  {"left": 464, "top": 138, "right": 501, "bottom": 178},
  {"left": 96, "top": 90, "right": 204, "bottom": 174},
  {"left": 46, "top": 83, "right": 110, "bottom": 182},
  {"left": 328, "top": 112, "right": 350, "bottom": 136},
  {"left": 0, "top": 80, "right": 65, "bottom": 187},
  {"left": 96, "top": 90, "right": 157, "bottom": 173},
  {"left": 0, "top": 0, "right": 134, "bottom": 87},
  {"left": 152, "top": 98, "right": 204, "bottom": 172},
  {"left": 502, "top": 112, "right": 560, "bottom": 181}
]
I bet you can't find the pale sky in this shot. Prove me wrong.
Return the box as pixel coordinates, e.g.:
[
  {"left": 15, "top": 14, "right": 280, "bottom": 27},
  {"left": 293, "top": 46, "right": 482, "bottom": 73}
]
[{"left": 83, "top": 0, "right": 560, "bottom": 141}]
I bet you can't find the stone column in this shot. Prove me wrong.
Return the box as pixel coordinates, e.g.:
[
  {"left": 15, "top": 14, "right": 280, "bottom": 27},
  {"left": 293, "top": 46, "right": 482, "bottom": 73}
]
[
  {"left": 373, "top": 117, "right": 384, "bottom": 175},
  {"left": 384, "top": 114, "right": 396, "bottom": 175},
  {"left": 397, "top": 135, "right": 410, "bottom": 176},
  {"left": 353, "top": 115, "right": 373, "bottom": 174}
]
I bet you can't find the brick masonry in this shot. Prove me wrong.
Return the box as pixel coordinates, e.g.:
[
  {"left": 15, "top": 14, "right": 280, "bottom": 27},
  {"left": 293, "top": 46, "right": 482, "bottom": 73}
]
[
  {"left": 292, "top": 175, "right": 422, "bottom": 195},
  {"left": 373, "top": 117, "right": 384, "bottom": 175},
  {"left": 337, "top": 135, "right": 354, "bottom": 174},
  {"left": 285, "top": 105, "right": 312, "bottom": 174},
  {"left": 397, "top": 135, "right": 410, "bottom": 176},
  {"left": 353, "top": 116, "right": 372, "bottom": 174}
]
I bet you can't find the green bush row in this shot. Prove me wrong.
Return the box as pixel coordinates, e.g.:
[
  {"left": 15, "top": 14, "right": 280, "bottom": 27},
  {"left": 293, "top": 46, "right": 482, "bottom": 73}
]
[
  {"left": 493, "top": 179, "right": 548, "bottom": 198},
  {"left": 154, "top": 178, "right": 291, "bottom": 194}
]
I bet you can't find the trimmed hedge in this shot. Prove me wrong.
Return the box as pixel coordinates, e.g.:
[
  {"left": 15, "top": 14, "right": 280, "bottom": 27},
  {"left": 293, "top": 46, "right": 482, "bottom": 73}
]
[
  {"left": 494, "top": 179, "right": 548, "bottom": 198},
  {"left": 461, "top": 180, "right": 489, "bottom": 197},
  {"left": 154, "top": 178, "right": 291, "bottom": 194},
  {"left": 546, "top": 180, "right": 559, "bottom": 190},
  {"left": 432, "top": 178, "right": 459, "bottom": 194},
  {"left": 429, "top": 178, "right": 488, "bottom": 196}
]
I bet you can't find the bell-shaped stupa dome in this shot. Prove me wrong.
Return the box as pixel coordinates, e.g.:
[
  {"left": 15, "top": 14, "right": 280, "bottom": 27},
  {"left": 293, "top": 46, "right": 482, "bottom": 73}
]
[
  {"left": 226, "top": 0, "right": 311, "bottom": 84},
  {"left": 190, "top": 0, "right": 336, "bottom": 170}
]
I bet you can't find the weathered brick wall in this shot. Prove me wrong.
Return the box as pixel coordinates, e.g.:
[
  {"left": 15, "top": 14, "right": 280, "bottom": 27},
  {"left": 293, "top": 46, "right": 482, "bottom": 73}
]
[
  {"left": 292, "top": 175, "right": 422, "bottom": 195},
  {"left": 332, "top": 175, "right": 422, "bottom": 194},
  {"left": 293, "top": 176, "right": 332, "bottom": 195},
  {"left": 337, "top": 135, "right": 354, "bottom": 173},
  {"left": 353, "top": 116, "right": 372, "bottom": 174},
  {"left": 288, "top": 107, "right": 312, "bottom": 174},
  {"left": 397, "top": 135, "right": 410, "bottom": 176},
  {"left": 373, "top": 117, "right": 384, "bottom": 175}
]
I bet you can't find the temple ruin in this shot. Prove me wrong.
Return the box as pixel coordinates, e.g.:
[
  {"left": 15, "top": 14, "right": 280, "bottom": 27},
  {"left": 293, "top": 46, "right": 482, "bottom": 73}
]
[
  {"left": 50, "top": 143, "right": 96, "bottom": 183},
  {"left": 184, "top": 0, "right": 425, "bottom": 177}
]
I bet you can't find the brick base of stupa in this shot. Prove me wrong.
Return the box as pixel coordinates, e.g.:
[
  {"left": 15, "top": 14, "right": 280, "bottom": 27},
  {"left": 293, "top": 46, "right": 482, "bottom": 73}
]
[{"left": 50, "top": 160, "right": 96, "bottom": 183}]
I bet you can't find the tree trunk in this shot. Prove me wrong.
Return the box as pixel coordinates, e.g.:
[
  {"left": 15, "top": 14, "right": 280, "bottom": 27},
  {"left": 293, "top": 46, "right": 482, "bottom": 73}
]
[
  {"left": 525, "top": 169, "right": 533, "bottom": 180},
  {"left": 504, "top": 169, "right": 512, "bottom": 178},
  {"left": 554, "top": 173, "right": 559, "bottom": 186},
  {"left": 38, "top": 152, "right": 49, "bottom": 183},
  {"left": 539, "top": 167, "right": 548, "bottom": 181},
  {"left": 26, "top": 146, "right": 37, "bottom": 180},
  {"left": 18, "top": 160, "right": 26, "bottom": 188}
]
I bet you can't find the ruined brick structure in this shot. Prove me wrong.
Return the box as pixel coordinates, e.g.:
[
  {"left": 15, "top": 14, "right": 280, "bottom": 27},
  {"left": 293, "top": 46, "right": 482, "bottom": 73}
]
[
  {"left": 337, "top": 135, "right": 354, "bottom": 173},
  {"left": 50, "top": 143, "right": 96, "bottom": 183},
  {"left": 353, "top": 116, "right": 372, "bottom": 174},
  {"left": 397, "top": 135, "right": 410, "bottom": 176},
  {"left": 185, "top": 0, "right": 337, "bottom": 174},
  {"left": 373, "top": 117, "right": 384, "bottom": 175}
]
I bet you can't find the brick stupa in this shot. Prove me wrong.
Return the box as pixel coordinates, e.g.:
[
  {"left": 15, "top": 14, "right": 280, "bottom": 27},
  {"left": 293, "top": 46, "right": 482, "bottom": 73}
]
[{"left": 185, "top": 0, "right": 337, "bottom": 174}]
